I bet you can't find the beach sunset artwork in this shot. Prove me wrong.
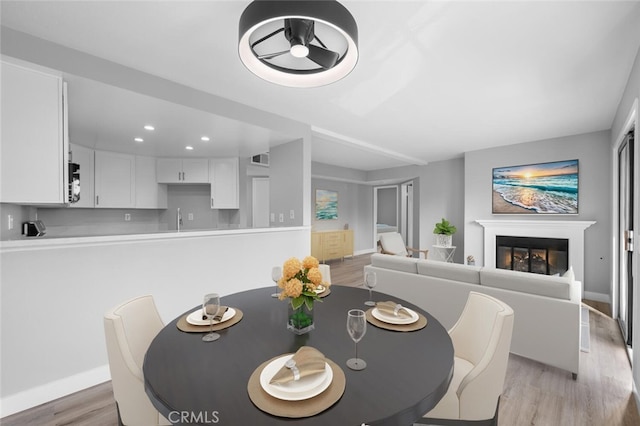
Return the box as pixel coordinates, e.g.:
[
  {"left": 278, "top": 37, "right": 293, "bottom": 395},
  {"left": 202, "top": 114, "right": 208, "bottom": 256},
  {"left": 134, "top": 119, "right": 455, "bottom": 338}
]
[
  {"left": 315, "top": 189, "right": 338, "bottom": 220},
  {"left": 492, "top": 160, "right": 578, "bottom": 214}
]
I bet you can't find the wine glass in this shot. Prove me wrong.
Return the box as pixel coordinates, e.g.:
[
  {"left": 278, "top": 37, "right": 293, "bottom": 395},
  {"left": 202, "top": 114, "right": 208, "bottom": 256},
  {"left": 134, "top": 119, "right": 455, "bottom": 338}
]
[
  {"left": 271, "top": 266, "right": 282, "bottom": 298},
  {"left": 364, "top": 271, "right": 377, "bottom": 306},
  {"left": 346, "top": 309, "right": 367, "bottom": 370},
  {"left": 202, "top": 293, "right": 221, "bottom": 342}
]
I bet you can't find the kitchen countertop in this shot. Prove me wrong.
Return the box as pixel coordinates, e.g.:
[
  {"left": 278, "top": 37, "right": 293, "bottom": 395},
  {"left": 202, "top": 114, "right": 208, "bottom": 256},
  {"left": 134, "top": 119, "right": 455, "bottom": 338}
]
[{"left": 0, "top": 226, "right": 309, "bottom": 252}]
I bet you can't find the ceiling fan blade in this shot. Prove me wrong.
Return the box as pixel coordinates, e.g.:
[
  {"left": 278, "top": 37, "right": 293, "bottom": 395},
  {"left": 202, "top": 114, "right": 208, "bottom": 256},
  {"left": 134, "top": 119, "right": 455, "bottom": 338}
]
[
  {"left": 307, "top": 44, "right": 340, "bottom": 69},
  {"left": 257, "top": 50, "right": 290, "bottom": 60},
  {"left": 285, "top": 18, "right": 314, "bottom": 45}
]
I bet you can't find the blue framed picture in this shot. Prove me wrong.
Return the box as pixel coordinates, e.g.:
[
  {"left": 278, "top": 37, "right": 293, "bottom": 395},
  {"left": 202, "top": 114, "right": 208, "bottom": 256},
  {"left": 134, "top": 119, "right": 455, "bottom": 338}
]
[{"left": 315, "top": 189, "right": 338, "bottom": 220}]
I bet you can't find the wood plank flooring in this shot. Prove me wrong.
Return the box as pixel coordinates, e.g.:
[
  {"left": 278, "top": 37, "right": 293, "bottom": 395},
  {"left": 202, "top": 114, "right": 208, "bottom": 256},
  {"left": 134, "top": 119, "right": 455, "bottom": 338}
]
[{"left": 2, "top": 254, "right": 639, "bottom": 425}]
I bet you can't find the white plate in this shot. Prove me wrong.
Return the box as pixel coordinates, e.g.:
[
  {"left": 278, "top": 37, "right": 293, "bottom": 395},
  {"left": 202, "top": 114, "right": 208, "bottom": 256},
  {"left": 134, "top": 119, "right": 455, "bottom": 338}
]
[
  {"left": 372, "top": 306, "right": 419, "bottom": 325},
  {"left": 186, "top": 307, "right": 236, "bottom": 326},
  {"left": 314, "top": 285, "right": 326, "bottom": 294},
  {"left": 259, "top": 354, "right": 333, "bottom": 401}
]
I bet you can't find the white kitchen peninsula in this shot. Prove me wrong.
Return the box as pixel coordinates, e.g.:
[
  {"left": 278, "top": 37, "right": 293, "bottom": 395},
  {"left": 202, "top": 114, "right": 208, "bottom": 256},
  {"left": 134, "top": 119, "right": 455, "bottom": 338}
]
[{"left": 0, "top": 226, "right": 310, "bottom": 416}]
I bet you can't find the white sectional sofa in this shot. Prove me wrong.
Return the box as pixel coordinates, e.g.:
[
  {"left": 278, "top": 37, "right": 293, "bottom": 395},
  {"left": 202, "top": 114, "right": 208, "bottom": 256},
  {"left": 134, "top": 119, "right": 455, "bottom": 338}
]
[{"left": 365, "top": 253, "right": 582, "bottom": 378}]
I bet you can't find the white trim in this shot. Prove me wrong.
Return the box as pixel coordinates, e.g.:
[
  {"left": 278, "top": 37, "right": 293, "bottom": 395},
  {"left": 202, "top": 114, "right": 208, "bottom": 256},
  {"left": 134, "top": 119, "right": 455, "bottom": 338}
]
[
  {"left": 634, "top": 380, "right": 640, "bottom": 419},
  {"left": 0, "top": 365, "right": 110, "bottom": 418},
  {"left": 611, "top": 97, "right": 637, "bottom": 321},
  {"left": 583, "top": 291, "right": 611, "bottom": 304},
  {"left": 312, "top": 126, "right": 429, "bottom": 166}
]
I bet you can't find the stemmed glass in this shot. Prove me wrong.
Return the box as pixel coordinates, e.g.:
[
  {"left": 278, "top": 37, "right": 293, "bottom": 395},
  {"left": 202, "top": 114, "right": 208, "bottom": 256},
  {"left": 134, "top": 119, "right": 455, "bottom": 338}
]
[
  {"left": 346, "top": 309, "right": 367, "bottom": 370},
  {"left": 271, "top": 266, "right": 282, "bottom": 298},
  {"left": 202, "top": 293, "right": 221, "bottom": 342},
  {"left": 364, "top": 271, "right": 377, "bottom": 306}
]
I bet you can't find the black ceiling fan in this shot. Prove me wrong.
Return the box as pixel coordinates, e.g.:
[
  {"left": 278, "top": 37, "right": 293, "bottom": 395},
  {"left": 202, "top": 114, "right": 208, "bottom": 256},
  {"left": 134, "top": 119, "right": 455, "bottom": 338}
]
[{"left": 252, "top": 18, "right": 340, "bottom": 70}]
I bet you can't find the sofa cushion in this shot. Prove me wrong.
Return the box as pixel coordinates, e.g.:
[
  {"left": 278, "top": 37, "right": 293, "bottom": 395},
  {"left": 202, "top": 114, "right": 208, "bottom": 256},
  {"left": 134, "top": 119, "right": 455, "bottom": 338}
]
[
  {"left": 480, "top": 268, "right": 571, "bottom": 300},
  {"left": 417, "top": 260, "right": 481, "bottom": 284},
  {"left": 370, "top": 253, "right": 418, "bottom": 274}
]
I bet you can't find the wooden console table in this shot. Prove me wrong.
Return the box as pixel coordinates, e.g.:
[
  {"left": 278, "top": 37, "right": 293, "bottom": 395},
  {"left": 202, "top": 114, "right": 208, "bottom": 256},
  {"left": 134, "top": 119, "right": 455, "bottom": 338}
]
[{"left": 311, "top": 230, "right": 354, "bottom": 262}]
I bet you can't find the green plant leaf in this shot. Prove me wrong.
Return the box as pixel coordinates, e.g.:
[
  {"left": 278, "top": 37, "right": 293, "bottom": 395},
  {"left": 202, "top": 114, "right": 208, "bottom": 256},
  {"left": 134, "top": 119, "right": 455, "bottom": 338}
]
[
  {"left": 291, "top": 296, "right": 305, "bottom": 310},
  {"left": 304, "top": 297, "right": 314, "bottom": 311}
]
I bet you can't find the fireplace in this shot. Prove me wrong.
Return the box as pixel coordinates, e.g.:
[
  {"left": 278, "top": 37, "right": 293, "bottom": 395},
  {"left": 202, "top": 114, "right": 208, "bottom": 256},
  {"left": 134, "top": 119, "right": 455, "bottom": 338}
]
[
  {"left": 496, "top": 236, "right": 568, "bottom": 275},
  {"left": 476, "top": 220, "right": 596, "bottom": 298}
]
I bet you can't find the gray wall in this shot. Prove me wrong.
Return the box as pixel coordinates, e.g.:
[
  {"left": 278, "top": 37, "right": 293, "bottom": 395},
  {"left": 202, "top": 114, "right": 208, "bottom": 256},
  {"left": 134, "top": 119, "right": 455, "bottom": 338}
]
[
  {"left": 418, "top": 158, "right": 465, "bottom": 263},
  {"left": 464, "top": 130, "right": 612, "bottom": 296},
  {"left": 269, "top": 139, "right": 308, "bottom": 227},
  {"left": 311, "top": 177, "right": 373, "bottom": 254}
]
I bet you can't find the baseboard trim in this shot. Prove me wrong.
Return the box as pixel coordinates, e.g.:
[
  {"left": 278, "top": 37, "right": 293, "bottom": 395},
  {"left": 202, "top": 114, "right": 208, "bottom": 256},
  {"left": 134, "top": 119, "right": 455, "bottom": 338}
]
[
  {"left": 634, "top": 380, "right": 640, "bottom": 420},
  {"left": 354, "top": 248, "right": 376, "bottom": 256},
  {"left": 583, "top": 291, "right": 610, "bottom": 304},
  {"left": 0, "top": 365, "right": 111, "bottom": 418}
]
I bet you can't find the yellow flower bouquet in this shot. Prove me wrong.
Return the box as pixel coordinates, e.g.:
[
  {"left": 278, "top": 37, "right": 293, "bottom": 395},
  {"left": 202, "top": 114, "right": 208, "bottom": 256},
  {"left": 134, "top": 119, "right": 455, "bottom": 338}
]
[{"left": 278, "top": 256, "right": 330, "bottom": 334}]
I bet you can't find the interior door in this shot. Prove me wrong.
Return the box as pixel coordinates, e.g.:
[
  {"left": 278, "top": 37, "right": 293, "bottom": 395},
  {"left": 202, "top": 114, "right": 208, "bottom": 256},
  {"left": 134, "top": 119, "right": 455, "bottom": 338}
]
[
  {"left": 252, "top": 177, "right": 270, "bottom": 228},
  {"left": 618, "top": 130, "right": 635, "bottom": 346}
]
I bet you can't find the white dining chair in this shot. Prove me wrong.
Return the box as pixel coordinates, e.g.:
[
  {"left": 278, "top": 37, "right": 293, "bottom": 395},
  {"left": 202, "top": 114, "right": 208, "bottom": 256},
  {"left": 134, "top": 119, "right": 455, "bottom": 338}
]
[
  {"left": 104, "top": 295, "right": 171, "bottom": 426},
  {"left": 415, "top": 291, "right": 514, "bottom": 426},
  {"left": 378, "top": 232, "right": 429, "bottom": 258},
  {"left": 318, "top": 263, "right": 332, "bottom": 284}
]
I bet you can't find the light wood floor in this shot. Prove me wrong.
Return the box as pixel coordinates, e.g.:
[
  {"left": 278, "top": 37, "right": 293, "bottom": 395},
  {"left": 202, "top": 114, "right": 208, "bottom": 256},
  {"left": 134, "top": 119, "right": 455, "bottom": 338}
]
[{"left": 3, "top": 254, "right": 639, "bottom": 425}]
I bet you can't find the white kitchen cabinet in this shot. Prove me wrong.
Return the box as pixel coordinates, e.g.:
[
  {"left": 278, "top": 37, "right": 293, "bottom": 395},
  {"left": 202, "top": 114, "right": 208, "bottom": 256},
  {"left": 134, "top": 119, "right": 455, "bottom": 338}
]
[
  {"left": 68, "top": 143, "right": 95, "bottom": 208},
  {"left": 209, "top": 157, "right": 239, "bottom": 209},
  {"left": 136, "top": 155, "right": 167, "bottom": 209},
  {"left": 1, "top": 60, "right": 69, "bottom": 204},
  {"left": 95, "top": 151, "right": 136, "bottom": 208},
  {"left": 156, "top": 158, "right": 208, "bottom": 183}
]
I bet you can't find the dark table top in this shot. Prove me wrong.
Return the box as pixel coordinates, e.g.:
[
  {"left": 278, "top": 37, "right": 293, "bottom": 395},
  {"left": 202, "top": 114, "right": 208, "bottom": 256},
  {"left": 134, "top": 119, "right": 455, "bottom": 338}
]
[{"left": 143, "top": 286, "right": 453, "bottom": 426}]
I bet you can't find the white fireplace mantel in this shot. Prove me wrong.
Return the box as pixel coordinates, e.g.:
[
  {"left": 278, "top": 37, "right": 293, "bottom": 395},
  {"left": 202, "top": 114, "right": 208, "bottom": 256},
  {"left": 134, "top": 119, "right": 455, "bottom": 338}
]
[{"left": 476, "top": 219, "right": 596, "bottom": 295}]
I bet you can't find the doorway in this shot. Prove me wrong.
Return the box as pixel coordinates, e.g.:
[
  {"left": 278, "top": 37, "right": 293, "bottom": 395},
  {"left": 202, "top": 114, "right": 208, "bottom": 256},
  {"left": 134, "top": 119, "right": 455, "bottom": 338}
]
[
  {"left": 252, "top": 178, "right": 270, "bottom": 228},
  {"left": 618, "top": 129, "right": 635, "bottom": 347},
  {"left": 373, "top": 185, "right": 399, "bottom": 247},
  {"left": 400, "top": 181, "right": 414, "bottom": 248}
]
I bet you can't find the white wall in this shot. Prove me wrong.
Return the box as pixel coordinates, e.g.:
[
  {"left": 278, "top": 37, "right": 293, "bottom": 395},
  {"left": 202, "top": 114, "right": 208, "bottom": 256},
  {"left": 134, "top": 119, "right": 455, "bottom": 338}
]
[
  {"left": 0, "top": 227, "right": 310, "bottom": 416},
  {"left": 464, "top": 130, "right": 612, "bottom": 299}
]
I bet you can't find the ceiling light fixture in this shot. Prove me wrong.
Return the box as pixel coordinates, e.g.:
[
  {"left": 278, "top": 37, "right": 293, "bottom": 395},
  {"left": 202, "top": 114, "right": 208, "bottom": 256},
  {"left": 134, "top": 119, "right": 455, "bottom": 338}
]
[
  {"left": 185, "top": 146, "right": 194, "bottom": 151},
  {"left": 144, "top": 125, "right": 155, "bottom": 131},
  {"left": 201, "top": 136, "right": 210, "bottom": 141},
  {"left": 134, "top": 137, "right": 144, "bottom": 143},
  {"left": 238, "top": 0, "right": 358, "bottom": 88}
]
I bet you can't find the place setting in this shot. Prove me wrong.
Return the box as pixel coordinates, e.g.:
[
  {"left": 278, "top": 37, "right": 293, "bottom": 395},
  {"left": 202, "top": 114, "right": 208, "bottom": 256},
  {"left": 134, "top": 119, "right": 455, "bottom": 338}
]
[
  {"left": 362, "top": 272, "right": 427, "bottom": 331},
  {"left": 176, "top": 292, "right": 244, "bottom": 335},
  {"left": 247, "top": 346, "right": 346, "bottom": 418}
]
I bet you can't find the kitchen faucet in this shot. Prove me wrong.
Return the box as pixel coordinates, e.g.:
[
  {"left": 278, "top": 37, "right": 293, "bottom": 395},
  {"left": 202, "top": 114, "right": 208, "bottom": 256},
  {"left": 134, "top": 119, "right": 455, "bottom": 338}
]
[{"left": 177, "top": 208, "right": 183, "bottom": 231}]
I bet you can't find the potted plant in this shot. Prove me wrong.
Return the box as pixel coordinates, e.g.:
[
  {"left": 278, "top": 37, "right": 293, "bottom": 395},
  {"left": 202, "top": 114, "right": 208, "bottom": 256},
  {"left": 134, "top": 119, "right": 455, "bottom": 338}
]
[{"left": 433, "top": 218, "right": 456, "bottom": 247}]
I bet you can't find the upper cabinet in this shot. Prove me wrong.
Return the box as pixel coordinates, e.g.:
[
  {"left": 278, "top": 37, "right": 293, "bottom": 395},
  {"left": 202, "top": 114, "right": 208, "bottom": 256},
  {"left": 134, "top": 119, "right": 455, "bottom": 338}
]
[
  {"left": 136, "top": 155, "right": 167, "bottom": 209},
  {"left": 68, "top": 143, "right": 95, "bottom": 208},
  {"left": 157, "top": 158, "right": 208, "bottom": 183},
  {"left": 95, "top": 151, "right": 136, "bottom": 208},
  {"left": 1, "top": 60, "right": 69, "bottom": 204},
  {"left": 210, "top": 158, "right": 239, "bottom": 209}
]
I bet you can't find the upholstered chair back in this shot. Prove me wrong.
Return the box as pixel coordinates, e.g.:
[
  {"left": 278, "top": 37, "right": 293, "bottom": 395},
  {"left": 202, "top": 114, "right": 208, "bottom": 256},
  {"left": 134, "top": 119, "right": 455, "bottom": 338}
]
[{"left": 104, "top": 295, "right": 170, "bottom": 426}]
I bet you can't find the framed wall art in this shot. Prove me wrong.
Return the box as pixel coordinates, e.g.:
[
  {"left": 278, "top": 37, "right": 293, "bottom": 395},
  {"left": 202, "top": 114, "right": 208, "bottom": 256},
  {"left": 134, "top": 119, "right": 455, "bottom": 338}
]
[
  {"left": 315, "top": 189, "right": 338, "bottom": 220},
  {"left": 492, "top": 159, "right": 579, "bottom": 214}
]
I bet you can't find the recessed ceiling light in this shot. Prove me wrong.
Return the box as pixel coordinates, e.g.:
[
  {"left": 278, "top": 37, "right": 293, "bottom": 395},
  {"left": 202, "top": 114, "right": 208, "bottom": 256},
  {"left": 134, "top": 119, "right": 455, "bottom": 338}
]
[
  {"left": 201, "top": 136, "right": 210, "bottom": 142},
  {"left": 185, "top": 146, "right": 194, "bottom": 150},
  {"left": 144, "top": 125, "right": 155, "bottom": 131},
  {"left": 134, "top": 137, "right": 144, "bottom": 143}
]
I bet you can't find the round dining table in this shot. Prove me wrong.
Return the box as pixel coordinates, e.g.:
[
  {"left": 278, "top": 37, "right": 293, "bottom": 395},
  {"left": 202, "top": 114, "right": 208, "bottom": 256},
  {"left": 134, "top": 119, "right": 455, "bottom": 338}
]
[{"left": 143, "top": 286, "right": 454, "bottom": 426}]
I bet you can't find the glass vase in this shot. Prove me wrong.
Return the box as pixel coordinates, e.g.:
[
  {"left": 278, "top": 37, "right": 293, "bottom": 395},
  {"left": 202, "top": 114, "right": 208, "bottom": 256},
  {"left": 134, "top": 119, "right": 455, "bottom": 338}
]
[{"left": 287, "top": 302, "right": 315, "bottom": 335}]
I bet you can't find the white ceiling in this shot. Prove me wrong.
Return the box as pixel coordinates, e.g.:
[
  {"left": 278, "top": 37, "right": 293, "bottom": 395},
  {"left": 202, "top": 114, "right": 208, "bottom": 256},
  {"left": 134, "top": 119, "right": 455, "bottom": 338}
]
[{"left": 2, "top": 1, "right": 640, "bottom": 171}]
